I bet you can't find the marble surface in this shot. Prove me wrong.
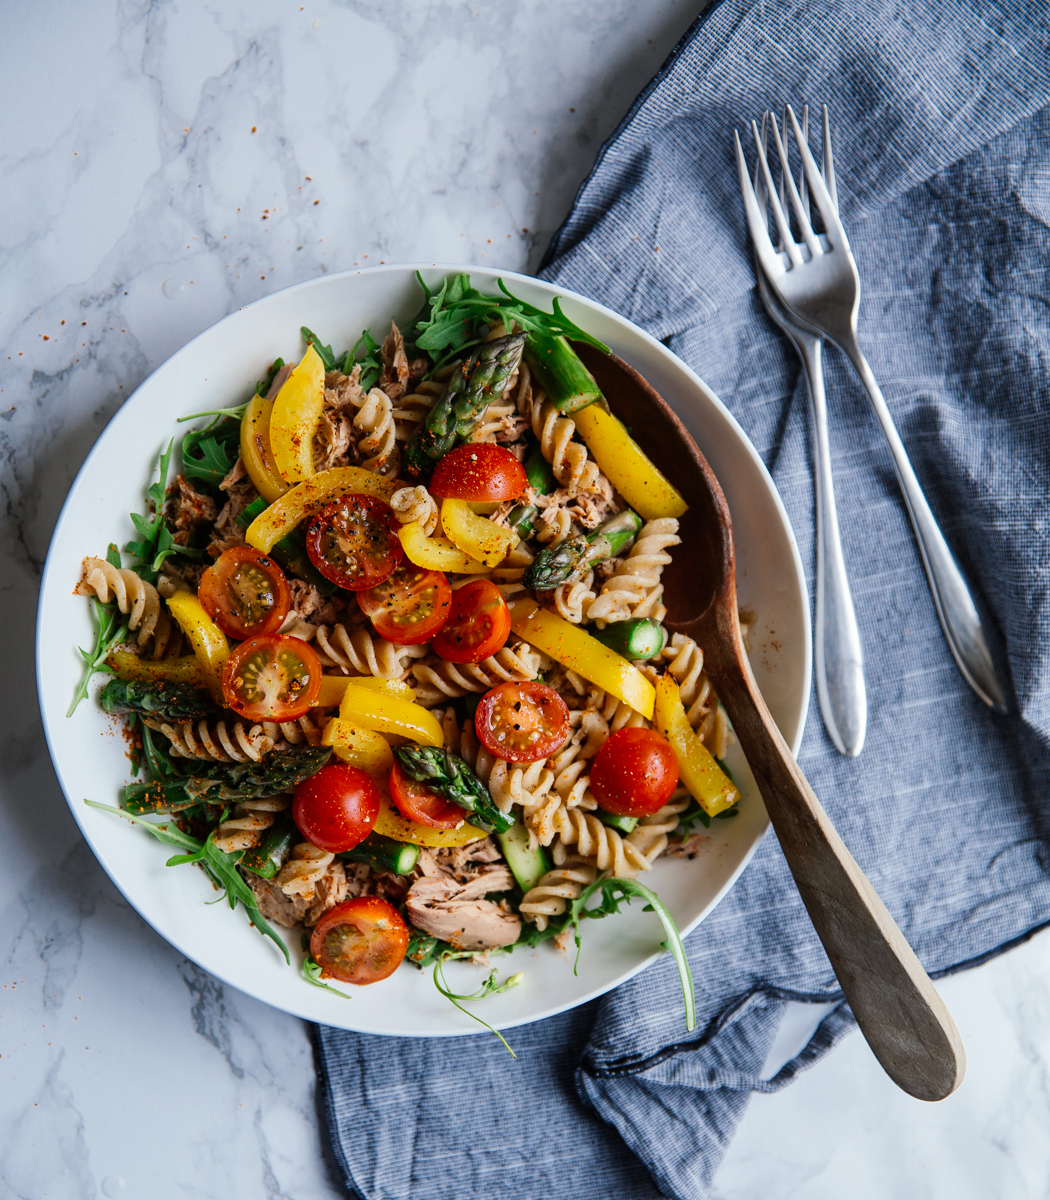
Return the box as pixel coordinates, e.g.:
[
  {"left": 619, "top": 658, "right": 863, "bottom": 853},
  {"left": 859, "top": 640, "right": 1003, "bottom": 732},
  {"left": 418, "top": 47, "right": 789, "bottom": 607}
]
[{"left": 3, "top": 1, "right": 1049, "bottom": 1196}]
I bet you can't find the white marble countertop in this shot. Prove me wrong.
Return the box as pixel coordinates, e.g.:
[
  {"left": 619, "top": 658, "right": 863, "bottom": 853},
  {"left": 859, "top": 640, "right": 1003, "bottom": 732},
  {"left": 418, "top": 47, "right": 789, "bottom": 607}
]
[{"left": 4, "top": 2, "right": 1048, "bottom": 1197}]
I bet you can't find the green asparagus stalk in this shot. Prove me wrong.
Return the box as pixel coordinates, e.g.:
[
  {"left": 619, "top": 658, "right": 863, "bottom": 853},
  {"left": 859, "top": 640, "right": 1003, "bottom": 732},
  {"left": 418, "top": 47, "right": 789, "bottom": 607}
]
[
  {"left": 406, "top": 333, "right": 527, "bottom": 472},
  {"left": 524, "top": 509, "right": 643, "bottom": 591},
  {"left": 523, "top": 332, "right": 602, "bottom": 414},
  {"left": 100, "top": 678, "right": 217, "bottom": 721},
  {"left": 235, "top": 496, "right": 268, "bottom": 530},
  {"left": 597, "top": 810, "right": 638, "bottom": 835},
  {"left": 590, "top": 618, "right": 667, "bottom": 661},
  {"left": 524, "top": 444, "right": 556, "bottom": 494},
  {"left": 392, "top": 745, "right": 514, "bottom": 835},
  {"left": 239, "top": 816, "right": 298, "bottom": 879},
  {"left": 507, "top": 503, "right": 539, "bottom": 539},
  {"left": 341, "top": 833, "right": 420, "bottom": 875}
]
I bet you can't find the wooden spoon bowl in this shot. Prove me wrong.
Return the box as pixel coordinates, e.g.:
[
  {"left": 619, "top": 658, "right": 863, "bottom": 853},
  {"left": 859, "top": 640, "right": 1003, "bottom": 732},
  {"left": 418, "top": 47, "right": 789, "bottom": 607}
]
[{"left": 577, "top": 343, "right": 965, "bottom": 1102}]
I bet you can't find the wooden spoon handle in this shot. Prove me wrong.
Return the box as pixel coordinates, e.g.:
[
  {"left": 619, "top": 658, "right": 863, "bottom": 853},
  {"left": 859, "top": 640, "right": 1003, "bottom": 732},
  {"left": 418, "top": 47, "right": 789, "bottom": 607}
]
[{"left": 715, "top": 642, "right": 965, "bottom": 1100}]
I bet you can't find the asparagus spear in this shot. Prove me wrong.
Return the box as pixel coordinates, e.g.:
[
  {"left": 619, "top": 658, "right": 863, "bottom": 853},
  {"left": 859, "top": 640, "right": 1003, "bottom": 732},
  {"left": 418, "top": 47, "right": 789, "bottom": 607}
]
[
  {"left": 392, "top": 745, "right": 515, "bottom": 835},
  {"left": 524, "top": 509, "right": 643, "bottom": 591},
  {"left": 239, "top": 815, "right": 298, "bottom": 878},
  {"left": 341, "top": 833, "right": 420, "bottom": 875},
  {"left": 597, "top": 810, "right": 638, "bottom": 835},
  {"left": 590, "top": 618, "right": 667, "bottom": 661},
  {"left": 522, "top": 332, "right": 602, "bottom": 414},
  {"left": 406, "top": 333, "right": 527, "bottom": 473},
  {"left": 100, "top": 678, "right": 217, "bottom": 721},
  {"left": 524, "top": 444, "right": 556, "bottom": 494}
]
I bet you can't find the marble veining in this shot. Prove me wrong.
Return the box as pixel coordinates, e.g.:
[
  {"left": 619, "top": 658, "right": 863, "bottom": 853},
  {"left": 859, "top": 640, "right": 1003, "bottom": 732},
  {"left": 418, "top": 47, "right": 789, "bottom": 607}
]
[{"left": 4, "top": 1, "right": 1050, "bottom": 1197}]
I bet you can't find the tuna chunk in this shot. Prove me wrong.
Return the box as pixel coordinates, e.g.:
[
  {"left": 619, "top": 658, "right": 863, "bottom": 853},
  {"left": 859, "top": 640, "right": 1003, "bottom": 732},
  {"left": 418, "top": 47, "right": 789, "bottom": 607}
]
[
  {"left": 406, "top": 866, "right": 520, "bottom": 951},
  {"left": 243, "top": 871, "right": 311, "bottom": 928}
]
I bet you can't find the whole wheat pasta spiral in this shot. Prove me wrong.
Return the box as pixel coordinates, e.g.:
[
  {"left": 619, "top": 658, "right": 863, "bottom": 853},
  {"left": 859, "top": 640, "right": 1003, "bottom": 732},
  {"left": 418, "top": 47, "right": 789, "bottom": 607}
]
[
  {"left": 522, "top": 713, "right": 605, "bottom": 845},
  {"left": 306, "top": 623, "right": 426, "bottom": 679},
  {"left": 519, "top": 856, "right": 597, "bottom": 930},
  {"left": 349, "top": 386, "right": 398, "bottom": 473},
  {"left": 410, "top": 642, "right": 543, "bottom": 705},
  {"left": 151, "top": 717, "right": 275, "bottom": 764},
  {"left": 77, "top": 557, "right": 175, "bottom": 655},
  {"left": 277, "top": 843, "right": 334, "bottom": 897},
  {"left": 552, "top": 572, "right": 595, "bottom": 624},
  {"left": 662, "top": 633, "right": 713, "bottom": 728},
  {"left": 390, "top": 485, "right": 440, "bottom": 537},
  {"left": 525, "top": 378, "right": 600, "bottom": 495},
  {"left": 213, "top": 797, "right": 290, "bottom": 853},
  {"left": 392, "top": 380, "right": 443, "bottom": 443},
  {"left": 439, "top": 710, "right": 555, "bottom": 817},
  {"left": 548, "top": 807, "right": 649, "bottom": 877},
  {"left": 261, "top": 713, "right": 328, "bottom": 748},
  {"left": 534, "top": 506, "right": 573, "bottom": 546},
  {"left": 625, "top": 791, "right": 692, "bottom": 867},
  {"left": 587, "top": 518, "right": 681, "bottom": 626}
]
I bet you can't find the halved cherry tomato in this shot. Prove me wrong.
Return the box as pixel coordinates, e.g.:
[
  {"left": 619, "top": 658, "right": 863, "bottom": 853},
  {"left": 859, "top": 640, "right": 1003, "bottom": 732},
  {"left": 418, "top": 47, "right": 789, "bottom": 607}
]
[
  {"left": 590, "top": 727, "right": 680, "bottom": 817},
  {"left": 306, "top": 493, "right": 403, "bottom": 591},
  {"left": 358, "top": 563, "right": 452, "bottom": 645},
  {"left": 475, "top": 681, "right": 570, "bottom": 763},
  {"left": 293, "top": 763, "right": 380, "bottom": 852},
  {"left": 220, "top": 634, "right": 321, "bottom": 720},
  {"left": 429, "top": 443, "right": 528, "bottom": 502},
  {"left": 389, "top": 760, "right": 465, "bottom": 828},
  {"left": 310, "top": 896, "right": 409, "bottom": 985},
  {"left": 198, "top": 546, "right": 291, "bottom": 639},
  {"left": 431, "top": 579, "right": 511, "bottom": 664}
]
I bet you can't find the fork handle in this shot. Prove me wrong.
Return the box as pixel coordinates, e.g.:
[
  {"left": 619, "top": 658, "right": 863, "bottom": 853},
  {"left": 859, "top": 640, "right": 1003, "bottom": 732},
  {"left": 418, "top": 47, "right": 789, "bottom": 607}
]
[
  {"left": 797, "top": 335, "right": 867, "bottom": 756},
  {"left": 837, "top": 336, "right": 1007, "bottom": 712}
]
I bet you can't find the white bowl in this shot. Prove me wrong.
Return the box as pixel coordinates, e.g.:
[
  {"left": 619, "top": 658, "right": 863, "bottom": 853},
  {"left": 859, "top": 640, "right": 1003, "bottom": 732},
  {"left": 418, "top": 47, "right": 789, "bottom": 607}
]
[{"left": 37, "top": 264, "right": 810, "bottom": 1035}]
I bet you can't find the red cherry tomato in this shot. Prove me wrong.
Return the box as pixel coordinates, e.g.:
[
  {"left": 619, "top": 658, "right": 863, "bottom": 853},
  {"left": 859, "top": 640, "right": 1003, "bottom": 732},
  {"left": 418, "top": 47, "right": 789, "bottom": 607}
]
[
  {"left": 389, "top": 761, "right": 465, "bottom": 828},
  {"left": 306, "top": 493, "right": 404, "bottom": 591},
  {"left": 310, "top": 896, "right": 409, "bottom": 985},
  {"left": 429, "top": 443, "right": 528, "bottom": 502},
  {"left": 432, "top": 579, "right": 511, "bottom": 664},
  {"left": 590, "top": 727, "right": 680, "bottom": 817},
  {"left": 293, "top": 763, "right": 380, "bottom": 852},
  {"left": 198, "top": 546, "right": 291, "bottom": 639},
  {"left": 220, "top": 634, "right": 322, "bottom": 721},
  {"left": 358, "top": 563, "right": 452, "bottom": 645},
  {"left": 475, "top": 681, "right": 570, "bottom": 763}
]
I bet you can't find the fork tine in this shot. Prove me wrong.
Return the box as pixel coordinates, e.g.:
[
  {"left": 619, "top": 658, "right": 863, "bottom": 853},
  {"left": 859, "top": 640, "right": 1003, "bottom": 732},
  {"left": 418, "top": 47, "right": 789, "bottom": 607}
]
[
  {"left": 769, "top": 111, "right": 823, "bottom": 259},
  {"left": 751, "top": 119, "right": 802, "bottom": 266},
  {"left": 799, "top": 104, "right": 811, "bottom": 227},
  {"left": 787, "top": 104, "right": 849, "bottom": 251},
  {"left": 734, "top": 128, "right": 791, "bottom": 281},
  {"left": 822, "top": 104, "right": 838, "bottom": 213}
]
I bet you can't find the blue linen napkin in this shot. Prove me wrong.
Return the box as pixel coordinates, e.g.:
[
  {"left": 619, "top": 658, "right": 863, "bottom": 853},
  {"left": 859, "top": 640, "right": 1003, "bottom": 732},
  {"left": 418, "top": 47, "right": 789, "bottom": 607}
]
[{"left": 315, "top": 2, "right": 1050, "bottom": 1195}]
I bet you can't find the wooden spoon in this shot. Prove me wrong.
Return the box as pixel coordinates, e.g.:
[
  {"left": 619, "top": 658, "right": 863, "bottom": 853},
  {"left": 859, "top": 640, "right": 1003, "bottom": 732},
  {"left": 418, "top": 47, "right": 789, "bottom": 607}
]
[{"left": 577, "top": 344, "right": 965, "bottom": 1102}]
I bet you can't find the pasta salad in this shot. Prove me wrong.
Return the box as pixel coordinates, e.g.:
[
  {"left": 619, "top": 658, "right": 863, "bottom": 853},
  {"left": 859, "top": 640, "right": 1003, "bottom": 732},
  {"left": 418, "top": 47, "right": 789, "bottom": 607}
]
[{"left": 72, "top": 274, "right": 740, "bottom": 1026}]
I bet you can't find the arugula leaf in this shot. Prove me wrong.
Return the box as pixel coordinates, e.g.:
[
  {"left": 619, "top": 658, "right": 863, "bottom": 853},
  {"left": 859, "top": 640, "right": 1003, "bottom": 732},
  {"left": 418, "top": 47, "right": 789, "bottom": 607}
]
[
  {"left": 433, "top": 952, "right": 523, "bottom": 1057},
  {"left": 255, "top": 357, "right": 286, "bottom": 397},
  {"left": 177, "top": 402, "right": 249, "bottom": 424},
  {"left": 301, "top": 327, "right": 337, "bottom": 372},
  {"left": 84, "top": 801, "right": 290, "bottom": 963},
  {"left": 141, "top": 722, "right": 180, "bottom": 780},
  {"left": 566, "top": 878, "right": 695, "bottom": 1031},
  {"left": 343, "top": 329, "right": 382, "bottom": 391},
  {"left": 123, "top": 440, "right": 191, "bottom": 582},
  {"left": 409, "top": 272, "right": 611, "bottom": 371},
  {"left": 68, "top": 598, "right": 130, "bottom": 716},
  {"left": 303, "top": 955, "right": 352, "bottom": 998},
  {"left": 181, "top": 419, "right": 238, "bottom": 487}
]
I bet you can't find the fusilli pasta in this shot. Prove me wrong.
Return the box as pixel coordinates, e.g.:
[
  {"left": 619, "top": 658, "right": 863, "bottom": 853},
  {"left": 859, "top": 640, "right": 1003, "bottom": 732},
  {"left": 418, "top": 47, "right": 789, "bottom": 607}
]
[
  {"left": 587, "top": 517, "right": 681, "bottom": 626},
  {"left": 519, "top": 856, "right": 597, "bottom": 930},
  {"left": 78, "top": 558, "right": 175, "bottom": 656},
  {"left": 277, "top": 843, "right": 335, "bottom": 896},
  {"left": 150, "top": 716, "right": 275, "bottom": 763},
  {"left": 410, "top": 642, "right": 543, "bottom": 705},
  {"left": 390, "top": 485, "right": 440, "bottom": 537}
]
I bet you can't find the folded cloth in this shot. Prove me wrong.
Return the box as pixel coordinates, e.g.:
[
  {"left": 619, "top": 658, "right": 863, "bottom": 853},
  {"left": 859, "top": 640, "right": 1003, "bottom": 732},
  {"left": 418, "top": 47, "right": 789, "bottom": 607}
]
[{"left": 316, "top": 2, "right": 1050, "bottom": 1196}]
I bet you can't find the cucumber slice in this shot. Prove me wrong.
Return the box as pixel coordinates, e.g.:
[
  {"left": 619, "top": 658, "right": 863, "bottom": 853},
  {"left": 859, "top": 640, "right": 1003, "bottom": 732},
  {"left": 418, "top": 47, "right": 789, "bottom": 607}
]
[
  {"left": 597, "top": 810, "right": 638, "bottom": 834},
  {"left": 498, "top": 821, "right": 550, "bottom": 893},
  {"left": 341, "top": 833, "right": 420, "bottom": 876}
]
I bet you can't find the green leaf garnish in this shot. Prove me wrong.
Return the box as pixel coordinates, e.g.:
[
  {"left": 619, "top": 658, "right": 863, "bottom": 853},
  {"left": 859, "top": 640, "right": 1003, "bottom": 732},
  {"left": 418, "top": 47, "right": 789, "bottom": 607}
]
[
  {"left": 123, "top": 439, "right": 179, "bottom": 582},
  {"left": 433, "top": 952, "right": 523, "bottom": 1057},
  {"left": 181, "top": 417, "right": 240, "bottom": 487},
  {"left": 301, "top": 327, "right": 336, "bottom": 372},
  {"left": 567, "top": 877, "right": 695, "bottom": 1031},
  {"left": 303, "top": 955, "right": 352, "bottom": 998},
  {"left": 177, "top": 402, "right": 249, "bottom": 424},
  {"left": 68, "top": 598, "right": 129, "bottom": 716}
]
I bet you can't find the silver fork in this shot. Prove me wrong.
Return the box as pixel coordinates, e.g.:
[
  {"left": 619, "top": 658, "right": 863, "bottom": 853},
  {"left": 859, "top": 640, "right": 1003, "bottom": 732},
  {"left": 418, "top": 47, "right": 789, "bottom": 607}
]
[
  {"left": 754, "top": 108, "right": 866, "bottom": 757},
  {"left": 735, "top": 105, "right": 1007, "bottom": 713}
]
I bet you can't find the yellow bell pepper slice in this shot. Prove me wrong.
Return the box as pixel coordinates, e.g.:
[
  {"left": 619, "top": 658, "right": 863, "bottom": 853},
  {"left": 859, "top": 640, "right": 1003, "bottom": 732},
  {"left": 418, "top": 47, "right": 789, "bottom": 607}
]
[
  {"left": 398, "top": 521, "right": 491, "bottom": 574},
  {"left": 508, "top": 599, "right": 655, "bottom": 719},
  {"left": 269, "top": 344, "right": 326, "bottom": 484},
  {"left": 574, "top": 403, "right": 688, "bottom": 521},
  {"left": 315, "top": 675, "right": 416, "bottom": 708},
  {"left": 105, "top": 649, "right": 211, "bottom": 690},
  {"left": 440, "top": 498, "right": 519, "bottom": 568},
  {"left": 245, "top": 466, "right": 402, "bottom": 554},
  {"left": 240, "top": 394, "right": 288, "bottom": 502},
  {"left": 322, "top": 717, "right": 395, "bottom": 777},
  {"left": 164, "top": 590, "right": 230, "bottom": 699},
  {"left": 338, "top": 681, "right": 443, "bottom": 746},
  {"left": 322, "top": 717, "right": 483, "bottom": 845},
  {"left": 374, "top": 796, "right": 486, "bottom": 847},
  {"left": 654, "top": 675, "right": 738, "bottom": 816}
]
